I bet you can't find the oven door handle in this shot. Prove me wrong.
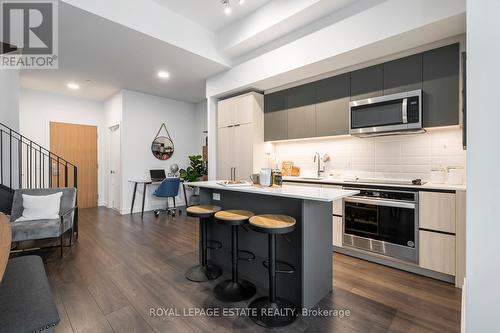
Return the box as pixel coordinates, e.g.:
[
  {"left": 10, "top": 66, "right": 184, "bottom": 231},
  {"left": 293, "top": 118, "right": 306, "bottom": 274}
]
[{"left": 345, "top": 197, "right": 416, "bottom": 209}]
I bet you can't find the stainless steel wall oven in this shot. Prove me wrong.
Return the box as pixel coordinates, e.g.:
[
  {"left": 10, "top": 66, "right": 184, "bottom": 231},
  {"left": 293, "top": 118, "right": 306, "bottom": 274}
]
[{"left": 343, "top": 187, "right": 419, "bottom": 263}]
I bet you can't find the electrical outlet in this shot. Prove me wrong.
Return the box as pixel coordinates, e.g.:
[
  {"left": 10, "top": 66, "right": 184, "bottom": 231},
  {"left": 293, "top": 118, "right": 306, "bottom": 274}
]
[{"left": 213, "top": 193, "right": 221, "bottom": 201}]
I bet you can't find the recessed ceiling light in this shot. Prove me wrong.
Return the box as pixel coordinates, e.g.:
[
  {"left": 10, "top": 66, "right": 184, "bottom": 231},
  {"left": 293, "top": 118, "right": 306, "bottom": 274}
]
[
  {"left": 239, "top": 0, "right": 245, "bottom": 4},
  {"left": 67, "top": 82, "right": 79, "bottom": 90},
  {"left": 221, "top": 0, "right": 231, "bottom": 14},
  {"left": 157, "top": 71, "right": 170, "bottom": 79}
]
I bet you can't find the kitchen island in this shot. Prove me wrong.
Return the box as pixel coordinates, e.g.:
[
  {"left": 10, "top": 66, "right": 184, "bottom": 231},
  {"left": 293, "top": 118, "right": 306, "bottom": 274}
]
[{"left": 186, "top": 181, "right": 358, "bottom": 309}]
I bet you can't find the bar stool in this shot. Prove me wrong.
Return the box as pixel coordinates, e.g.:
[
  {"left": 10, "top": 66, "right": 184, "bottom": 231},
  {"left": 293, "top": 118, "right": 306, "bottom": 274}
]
[
  {"left": 248, "top": 214, "right": 297, "bottom": 328},
  {"left": 185, "top": 205, "right": 223, "bottom": 282},
  {"left": 214, "top": 210, "right": 257, "bottom": 302}
]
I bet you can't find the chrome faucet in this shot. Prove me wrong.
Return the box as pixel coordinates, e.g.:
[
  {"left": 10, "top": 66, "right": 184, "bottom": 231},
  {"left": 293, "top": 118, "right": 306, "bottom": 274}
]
[{"left": 314, "top": 152, "right": 324, "bottom": 178}]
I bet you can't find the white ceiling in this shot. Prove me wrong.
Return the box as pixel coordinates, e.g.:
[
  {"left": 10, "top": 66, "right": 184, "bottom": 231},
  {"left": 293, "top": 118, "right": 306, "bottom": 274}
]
[
  {"left": 20, "top": 0, "right": 432, "bottom": 103},
  {"left": 153, "top": 0, "right": 272, "bottom": 32},
  {"left": 20, "top": 2, "right": 228, "bottom": 102}
]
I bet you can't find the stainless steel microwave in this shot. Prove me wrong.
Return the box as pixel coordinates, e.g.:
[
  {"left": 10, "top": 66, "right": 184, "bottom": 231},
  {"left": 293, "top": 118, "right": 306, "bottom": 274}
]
[{"left": 349, "top": 90, "right": 423, "bottom": 137}]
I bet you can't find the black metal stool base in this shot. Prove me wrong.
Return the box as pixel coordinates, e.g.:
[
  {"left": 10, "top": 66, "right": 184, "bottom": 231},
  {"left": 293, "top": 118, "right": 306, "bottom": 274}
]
[
  {"left": 249, "top": 296, "right": 297, "bottom": 328},
  {"left": 214, "top": 279, "right": 256, "bottom": 302},
  {"left": 185, "top": 264, "right": 222, "bottom": 282}
]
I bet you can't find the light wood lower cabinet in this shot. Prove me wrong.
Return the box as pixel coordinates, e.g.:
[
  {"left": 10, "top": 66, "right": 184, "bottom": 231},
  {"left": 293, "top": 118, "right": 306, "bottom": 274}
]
[
  {"left": 419, "top": 191, "right": 456, "bottom": 233},
  {"left": 419, "top": 230, "right": 456, "bottom": 275},
  {"left": 333, "top": 216, "right": 343, "bottom": 247}
]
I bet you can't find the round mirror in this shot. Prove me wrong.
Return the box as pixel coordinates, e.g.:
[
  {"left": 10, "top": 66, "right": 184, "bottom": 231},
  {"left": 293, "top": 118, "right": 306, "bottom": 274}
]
[{"left": 151, "top": 136, "right": 174, "bottom": 160}]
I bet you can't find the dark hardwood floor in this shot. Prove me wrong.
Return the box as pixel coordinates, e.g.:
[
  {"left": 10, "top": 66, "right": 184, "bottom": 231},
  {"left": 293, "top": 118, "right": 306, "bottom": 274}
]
[{"left": 30, "top": 207, "right": 460, "bottom": 333}]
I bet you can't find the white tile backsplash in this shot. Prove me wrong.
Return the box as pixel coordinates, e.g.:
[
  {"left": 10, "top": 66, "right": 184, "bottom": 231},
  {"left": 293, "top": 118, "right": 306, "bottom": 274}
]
[{"left": 273, "top": 127, "right": 466, "bottom": 182}]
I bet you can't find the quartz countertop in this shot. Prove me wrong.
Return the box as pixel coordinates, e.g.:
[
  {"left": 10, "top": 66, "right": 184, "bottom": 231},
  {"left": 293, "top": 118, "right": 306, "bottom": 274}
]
[
  {"left": 283, "top": 176, "right": 466, "bottom": 191},
  {"left": 187, "top": 181, "right": 359, "bottom": 202}
]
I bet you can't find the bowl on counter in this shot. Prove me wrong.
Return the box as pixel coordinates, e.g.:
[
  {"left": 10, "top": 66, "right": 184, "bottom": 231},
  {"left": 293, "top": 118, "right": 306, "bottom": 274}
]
[{"left": 430, "top": 168, "right": 447, "bottom": 184}]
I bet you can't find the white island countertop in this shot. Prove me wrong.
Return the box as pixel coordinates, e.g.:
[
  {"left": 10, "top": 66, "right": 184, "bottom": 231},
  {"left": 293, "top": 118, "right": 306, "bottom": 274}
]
[{"left": 187, "top": 181, "right": 358, "bottom": 202}]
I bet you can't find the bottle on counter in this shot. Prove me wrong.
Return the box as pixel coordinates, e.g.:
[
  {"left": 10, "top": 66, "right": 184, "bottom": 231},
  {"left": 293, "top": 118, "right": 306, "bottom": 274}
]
[{"left": 273, "top": 169, "right": 283, "bottom": 186}]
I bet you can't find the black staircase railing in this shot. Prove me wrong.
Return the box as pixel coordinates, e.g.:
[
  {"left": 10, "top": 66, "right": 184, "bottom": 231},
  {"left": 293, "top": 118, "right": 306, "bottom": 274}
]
[{"left": 0, "top": 122, "right": 77, "bottom": 190}]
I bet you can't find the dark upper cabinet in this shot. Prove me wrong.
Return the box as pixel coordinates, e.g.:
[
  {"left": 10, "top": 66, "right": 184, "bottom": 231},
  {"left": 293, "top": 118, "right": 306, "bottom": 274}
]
[
  {"left": 264, "top": 110, "right": 288, "bottom": 141},
  {"left": 287, "top": 82, "right": 316, "bottom": 108},
  {"left": 264, "top": 90, "right": 288, "bottom": 113},
  {"left": 287, "top": 83, "right": 317, "bottom": 139},
  {"left": 316, "top": 74, "right": 350, "bottom": 136},
  {"left": 263, "top": 44, "right": 460, "bottom": 141},
  {"left": 264, "top": 90, "right": 288, "bottom": 141},
  {"left": 350, "top": 64, "right": 383, "bottom": 101},
  {"left": 422, "top": 43, "right": 460, "bottom": 127},
  {"left": 287, "top": 104, "right": 316, "bottom": 139},
  {"left": 383, "top": 53, "right": 423, "bottom": 95}
]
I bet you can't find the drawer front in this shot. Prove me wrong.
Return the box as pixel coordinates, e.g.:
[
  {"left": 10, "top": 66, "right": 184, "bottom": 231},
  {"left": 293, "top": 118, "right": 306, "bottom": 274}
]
[
  {"left": 419, "top": 230, "right": 455, "bottom": 275},
  {"left": 419, "top": 191, "right": 456, "bottom": 233}
]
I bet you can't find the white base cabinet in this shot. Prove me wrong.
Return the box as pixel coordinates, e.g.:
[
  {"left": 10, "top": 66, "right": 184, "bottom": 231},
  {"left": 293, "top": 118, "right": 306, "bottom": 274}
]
[{"left": 333, "top": 216, "right": 343, "bottom": 247}]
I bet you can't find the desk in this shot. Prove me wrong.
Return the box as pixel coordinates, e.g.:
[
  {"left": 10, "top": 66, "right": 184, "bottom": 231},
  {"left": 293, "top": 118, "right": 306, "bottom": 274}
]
[{"left": 129, "top": 178, "right": 188, "bottom": 218}]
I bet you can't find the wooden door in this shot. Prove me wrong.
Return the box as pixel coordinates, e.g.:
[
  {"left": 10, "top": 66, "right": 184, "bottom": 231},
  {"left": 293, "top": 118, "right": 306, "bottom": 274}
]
[{"left": 50, "top": 122, "right": 98, "bottom": 208}]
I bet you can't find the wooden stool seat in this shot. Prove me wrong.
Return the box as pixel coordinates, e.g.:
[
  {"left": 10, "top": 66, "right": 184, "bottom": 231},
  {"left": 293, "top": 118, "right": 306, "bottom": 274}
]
[
  {"left": 215, "top": 210, "right": 254, "bottom": 226},
  {"left": 249, "top": 214, "right": 296, "bottom": 234},
  {"left": 186, "top": 205, "right": 221, "bottom": 218}
]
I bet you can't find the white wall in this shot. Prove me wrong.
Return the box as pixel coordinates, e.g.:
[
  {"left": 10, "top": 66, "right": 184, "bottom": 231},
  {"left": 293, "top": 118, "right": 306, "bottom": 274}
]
[
  {"left": 0, "top": 69, "right": 20, "bottom": 188},
  {"left": 195, "top": 99, "right": 208, "bottom": 149},
  {"left": 19, "top": 89, "right": 106, "bottom": 205},
  {"left": 466, "top": 1, "right": 500, "bottom": 331},
  {"left": 103, "top": 92, "right": 123, "bottom": 209},
  {"left": 120, "top": 90, "right": 202, "bottom": 214},
  {"left": 0, "top": 69, "right": 20, "bottom": 130},
  {"left": 273, "top": 127, "right": 466, "bottom": 182}
]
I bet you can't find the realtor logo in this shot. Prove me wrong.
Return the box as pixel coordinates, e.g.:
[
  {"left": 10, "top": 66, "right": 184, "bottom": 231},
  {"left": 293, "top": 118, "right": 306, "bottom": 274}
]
[{"left": 1, "top": 0, "right": 58, "bottom": 69}]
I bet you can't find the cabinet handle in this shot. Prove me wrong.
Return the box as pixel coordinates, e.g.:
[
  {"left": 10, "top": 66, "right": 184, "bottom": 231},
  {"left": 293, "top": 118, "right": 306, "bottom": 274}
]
[
  {"left": 234, "top": 124, "right": 240, "bottom": 127},
  {"left": 227, "top": 125, "right": 234, "bottom": 128},
  {"left": 402, "top": 98, "right": 408, "bottom": 124}
]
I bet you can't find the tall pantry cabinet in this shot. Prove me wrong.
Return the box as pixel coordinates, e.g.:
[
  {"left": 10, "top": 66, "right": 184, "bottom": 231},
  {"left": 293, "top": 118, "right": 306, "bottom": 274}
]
[{"left": 217, "top": 92, "right": 265, "bottom": 181}]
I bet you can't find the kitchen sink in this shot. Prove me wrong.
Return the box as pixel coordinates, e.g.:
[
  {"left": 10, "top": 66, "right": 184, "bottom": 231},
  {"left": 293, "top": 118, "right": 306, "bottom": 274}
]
[{"left": 294, "top": 176, "right": 325, "bottom": 180}]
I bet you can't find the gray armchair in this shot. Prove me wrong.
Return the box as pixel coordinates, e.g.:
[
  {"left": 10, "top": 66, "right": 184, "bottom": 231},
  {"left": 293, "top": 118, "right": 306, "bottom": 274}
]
[{"left": 9, "top": 188, "right": 77, "bottom": 257}]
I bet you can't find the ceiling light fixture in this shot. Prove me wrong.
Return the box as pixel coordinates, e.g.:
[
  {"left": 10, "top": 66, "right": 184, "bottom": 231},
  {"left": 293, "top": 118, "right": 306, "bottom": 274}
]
[
  {"left": 157, "top": 71, "right": 170, "bottom": 79},
  {"left": 239, "top": 0, "right": 245, "bottom": 4},
  {"left": 221, "top": 0, "right": 231, "bottom": 15},
  {"left": 67, "top": 82, "right": 80, "bottom": 90}
]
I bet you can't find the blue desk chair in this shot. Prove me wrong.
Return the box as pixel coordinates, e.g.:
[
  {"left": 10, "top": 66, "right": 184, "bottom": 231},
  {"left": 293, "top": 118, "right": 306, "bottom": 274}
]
[{"left": 153, "top": 178, "right": 181, "bottom": 217}]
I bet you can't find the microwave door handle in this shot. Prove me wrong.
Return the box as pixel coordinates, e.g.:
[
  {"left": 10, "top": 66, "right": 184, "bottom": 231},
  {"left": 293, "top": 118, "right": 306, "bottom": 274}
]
[
  {"left": 345, "top": 197, "right": 416, "bottom": 209},
  {"left": 402, "top": 98, "right": 408, "bottom": 124}
]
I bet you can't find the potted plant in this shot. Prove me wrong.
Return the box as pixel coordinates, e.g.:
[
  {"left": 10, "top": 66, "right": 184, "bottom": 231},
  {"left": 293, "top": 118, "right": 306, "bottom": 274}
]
[{"left": 179, "top": 155, "right": 208, "bottom": 205}]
